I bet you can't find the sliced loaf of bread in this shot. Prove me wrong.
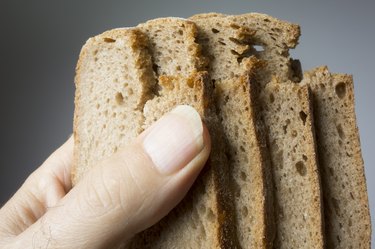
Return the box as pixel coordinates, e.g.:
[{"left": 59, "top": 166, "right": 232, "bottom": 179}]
[
  {"left": 191, "top": 13, "right": 325, "bottom": 248},
  {"left": 301, "top": 67, "right": 371, "bottom": 248},
  {"left": 260, "top": 79, "right": 324, "bottom": 248},
  {"left": 73, "top": 19, "right": 235, "bottom": 248},
  {"left": 191, "top": 15, "right": 275, "bottom": 248},
  {"left": 72, "top": 28, "right": 155, "bottom": 185}
]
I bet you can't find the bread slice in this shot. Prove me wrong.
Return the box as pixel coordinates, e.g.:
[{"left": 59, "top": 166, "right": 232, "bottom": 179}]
[
  {"left": 123, "top": 18, "right": 236, "bottom": 248},
  {"left": 72, "top": 28, "right": 156, "bottom": 185},
  {"left": 260, "top": 79, "right": 324, "bottom": 248},
  {"left": 301, "top": 66, "right": 371, "bottom": 248},
  {"left": 215, "top": 73, "right": 275, "bottom": 249},
  {"left": 127, "top": 72, "right": 237, "bottom": 249},
  {"left": 191, "top": 15, "right": 275, "bottom": 248}
]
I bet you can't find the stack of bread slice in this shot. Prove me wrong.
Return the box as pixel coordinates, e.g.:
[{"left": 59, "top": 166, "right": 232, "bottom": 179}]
[{"left": 72, "top": 13, "right": 371, "bottom": 248}]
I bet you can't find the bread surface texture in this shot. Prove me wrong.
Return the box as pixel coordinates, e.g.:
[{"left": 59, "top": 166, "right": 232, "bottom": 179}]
[
  {"left": 191, "top": 14, "right": 275, "bottom": 248},
  {"left": 138, "top": 17, "right": 207, "bottom": 77},
  {"left": 191, "top": 13, "right": 325, "bottom": 249},
  {"left": 72, "top": 28, "right": 155, "bottom": 185},
  {"left": 72, "top": 13, "right": 371, "bottom": 249},
  {"left": 191, "top": 12, "right": 301, "bottom": 84},
  {"left": 260, "top": 80, "right": 324, "bottom": 249},
  {"left": 215, "top": 75, "right": 274, "bottom": 249},
  {"left": 127, "top": 72, "right": 227, "bottom": 249},
  {"left": 73, "top": 18, "right": 238, "bottom": 248},
  {"left": 129, "top": 17, "right": 238, "bottom": 249},
  {"left": 302, "top": 66, "right": 371, "bottom": 248}
]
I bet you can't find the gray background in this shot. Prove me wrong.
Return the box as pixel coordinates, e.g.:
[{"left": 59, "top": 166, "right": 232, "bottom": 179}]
[{"left": 1, "top": 0, "right": 374, "bottom": 244}]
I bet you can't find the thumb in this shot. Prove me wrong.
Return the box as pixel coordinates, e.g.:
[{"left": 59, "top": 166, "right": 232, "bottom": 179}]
[{"left": 16, "top": 105, "right": 211, "bottom": 249}]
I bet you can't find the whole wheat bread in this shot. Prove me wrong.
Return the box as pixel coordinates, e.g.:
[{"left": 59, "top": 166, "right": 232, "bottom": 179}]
[
  {"left": 260, "top": 79, "right": 324, "bottom": 248},
  {"left": 72, "top": 18, "right": 237, "bottom": 248},
  {"left": 127, "top": 17, "right": 237, "bottom": 249},
  {"left": 72, "top": 13, "right": 371, "bottom": 249},
  {"left": 191, "top": 12, "right": 301, "bottom": 84},
  {"left": 191, "top": 14, "right": 275, "bottom": 248},
  {"left": 72, "top": 28, "right": 155, "bottom": 185},
  {"left": 301, "top": 66, "right": 371, "bottom": 248},
  {"left": 191, "top": 13, "right": 325, "bottom": 248}
]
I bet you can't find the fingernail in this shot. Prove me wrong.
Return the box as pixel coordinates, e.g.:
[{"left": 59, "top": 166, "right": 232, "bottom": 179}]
[{"left": 143, "top": 105, "right": 205, "bottom": 175}]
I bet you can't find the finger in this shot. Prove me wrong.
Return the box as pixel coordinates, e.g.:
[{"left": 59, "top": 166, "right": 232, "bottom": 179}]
[
  {"left": 0, "top": 136, "right": 74, "bottom": 237},
  {"left": 15, "top": 105, "right": 211, "bottom": 249}
]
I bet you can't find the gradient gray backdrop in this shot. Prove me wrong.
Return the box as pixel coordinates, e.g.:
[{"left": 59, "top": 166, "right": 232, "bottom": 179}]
[{"left": 1, "top": 0, "right": 374, "bottom": 244}]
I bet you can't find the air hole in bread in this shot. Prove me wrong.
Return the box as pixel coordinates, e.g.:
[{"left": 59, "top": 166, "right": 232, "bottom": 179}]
[
  {"left": 335, "top": 82, "right": 346, "bottom": 99},
  {"left": 229, "top": 37, "right": 243, "bottom": 45},
  {"left": 283, "top": 124, "right": 288, "bottom": 134},
  {"left": 230, "top": 23, "right": 240, "bottom": 29},
  {"left": 295, "top": 161, "right": 307, "bottom": 176},
  {"left": 103, "top": 37, "right": 116, "bottom": 43},
  {"left": 240, "top": 171, "right": 247, "bottom": 181},
  {"left": 331, "top": 197, "right": 341, "bottom": 216},
  {"left": 302, "top": 154, "right": 308, "bottom": 161},
  {"left": 254, "top": 45, "right": 264, "bottom": 52},
  {"left": 291, "top": 130, "right": 298, "bottom": 137},
  {"left": 218, "top": 41, "right": 226, "bottom": 46},
  {"left": 224, "top": 95, "right": 230, "bottom": 104},
  {"left": 282, "top": 119, "right": 291, "bottom": 134},
  {"left": 336, "top": 124, "right": 345, "bottom": 139},
  {"left": 299, "top": 111, "right": 307, "bottom": 125},
  {"left": 242, "top": 206, "right": 249, "bottom": 218},
  {"left": 152, "top": 63, "right": 159, "bottom": 73},
  {"left": 115, "top": 92, "right": 124, "bottom": 105},
  {"left": 338, "top": 140, "right": 343, "bottom": 146},
  {"left": 230, "top": 49, "right": 240, "bottom": 56},
  {"left": 269, "top": 93, "right": 275, "bottom": 103},
  {"left": 211, "top": 28, "right": 219, "bottom": 33}
]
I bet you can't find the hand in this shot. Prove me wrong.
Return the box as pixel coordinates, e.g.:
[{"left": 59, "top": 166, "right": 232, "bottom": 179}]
[{"left": 0, "top": 105, "right": 211, "bottom": 248}]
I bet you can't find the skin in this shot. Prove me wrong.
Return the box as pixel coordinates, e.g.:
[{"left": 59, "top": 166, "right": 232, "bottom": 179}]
[{"left": 0, "top": 109, "right": 211, "bottom": 249}]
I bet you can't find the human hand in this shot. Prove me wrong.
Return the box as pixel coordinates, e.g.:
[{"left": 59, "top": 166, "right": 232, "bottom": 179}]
[{"left": 0, "top": 106, "right": 211, "bottom": 248}]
